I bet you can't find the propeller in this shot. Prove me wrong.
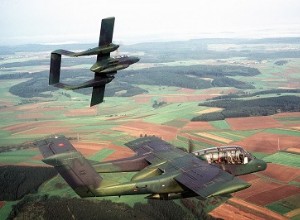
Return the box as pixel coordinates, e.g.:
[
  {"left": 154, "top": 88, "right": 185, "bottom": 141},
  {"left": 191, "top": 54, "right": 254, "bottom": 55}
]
[{"left": 176, "top": 138, "right": 196, "bottom": 153}]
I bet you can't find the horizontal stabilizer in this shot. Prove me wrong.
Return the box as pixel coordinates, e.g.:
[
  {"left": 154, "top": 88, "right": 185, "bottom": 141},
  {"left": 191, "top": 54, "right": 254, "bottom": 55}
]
[{"left": 52, "top": 44, "right": 119, "bottom": 58}]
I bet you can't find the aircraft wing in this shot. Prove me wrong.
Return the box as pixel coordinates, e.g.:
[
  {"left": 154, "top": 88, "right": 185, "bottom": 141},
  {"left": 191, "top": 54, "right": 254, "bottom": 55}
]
[
  {"left": 125, "top": 137, "right": 250, "bottom": 199},
  {"left": 97, "top": 17, "right": 115, "bottom": 62},
  {"left": 89, "top": 17, "right": 115, "bottom": 106},
  {"left": 173, "top": 159, "right": 250, "bottom": 198}
]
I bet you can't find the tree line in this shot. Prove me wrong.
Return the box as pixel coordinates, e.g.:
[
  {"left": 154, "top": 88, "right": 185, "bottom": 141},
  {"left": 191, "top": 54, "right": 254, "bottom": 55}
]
[
  {"left": 192, "top": 95, "right": 300, "bottom": 121},
  {"left": 9, "top": 196, "right": 198, "bottom": 220},
  {"left": 0, "top": 165, "right": 57, "bottom": 201},
  {"left": 7, "top": 64, "right": 259, "bottom": 99}
]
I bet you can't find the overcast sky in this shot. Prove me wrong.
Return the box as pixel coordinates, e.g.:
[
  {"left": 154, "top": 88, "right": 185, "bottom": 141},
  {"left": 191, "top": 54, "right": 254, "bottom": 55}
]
[{"left": 1, "top": 0, "right": 300, "bottom": 45}]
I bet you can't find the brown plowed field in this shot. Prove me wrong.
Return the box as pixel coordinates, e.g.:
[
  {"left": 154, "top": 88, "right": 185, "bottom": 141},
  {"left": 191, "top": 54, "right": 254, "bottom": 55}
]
[
  {"left": 202, "top": 88, "right": 238, "bottom": 95},
  {"left": 14, "top": 102, "right": 46, "bottom": 111},
  {"left": 72, "top": 142, "right": 108, "bottom": 150},
  {"left": 233, "top": 179, "right": 281, "bottom": 199},
  {"left": 17, "top": 112, "right": 54, "bottom": 119},
  {"left": 274, "top": 112, "right": 300, "bottom": 118},
  {"left": 181, "top": 121, "right": 215, "bottom": 131},
  {"left": 113, "top": 121, "right": 178, "bottom": 140},
  {"left": 286, "top": 81, "right": 300, "bottom": 88},
  {"left": 0, "top": 201, "right": 5, "bottom": 208},
  {"left": 132, "top": 95, "right": 152, "bottom": 103},
  {"left": 64, "top": 108, "right": 97, "bottom": 117},
  {"left": 180, "top": 133, "right": 222, "bottom": 146},
  {"left": 210, "top": 203, "right": 268, "bottom": 220},
  {"left": 226, "top": 116, "right": 282, "bottom": 130},
  {"left": 162, "top": 94, "right": 219, "bottom": 103},
  {"left": 17, "top": 126, "right": 73, "bottom": 135},
  {"left": 103, "top": 144, "right": 135, "bottom": 161},
  {"left": 223, "top": 197, "right": 288, "bottom": 220},
  {"left": 71, "top": 142, "right": 134, "bottom": 159},
  {"left": 233, "top": 132, "right": 300, "bottom": 153},
  {"left": 0, "top": 100, "right": 14, "bottom": 107},
  {"left": 247, "top": 185, "right": 300, "bottom": 206},
  {"left": 133, "top": 94, "right": 219, "bottom": 103},
  {"left": 3, "top": 121, "right": 66, "bottom": 134},
  {"left": 71, "top": 142, "right": 107, "bottom": 156},
  {"left": 238, "top": 174, "right": 261, "bottom": 183},
  {"left": 285, "top": 147, "right": 300, "bottom": 153},
  {"left": 261, "top": 163, "right": 300, "bottom": 182},
  {"left": 284, "top": 67, "right": 299, "bottom": 74},
  {"left": 178, "top": 88, "right": 196, "bottom": 93},
  {"left": 32, "top": 154, "right": 44, "bottom": 160}
]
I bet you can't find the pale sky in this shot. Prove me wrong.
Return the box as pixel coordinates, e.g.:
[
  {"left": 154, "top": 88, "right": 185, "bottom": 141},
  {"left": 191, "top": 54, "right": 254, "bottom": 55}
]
[{"left": 0, "top": 0, "right": 300, "bottom": 45}]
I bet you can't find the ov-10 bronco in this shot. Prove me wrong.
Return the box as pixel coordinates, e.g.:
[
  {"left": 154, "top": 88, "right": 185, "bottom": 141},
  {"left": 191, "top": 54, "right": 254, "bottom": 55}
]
[
  {"left": 49, "top": 17, "right": 139, "bottom": 106},
  {"left": 37, "top": 136, "right": 267, "bottom": 200}
]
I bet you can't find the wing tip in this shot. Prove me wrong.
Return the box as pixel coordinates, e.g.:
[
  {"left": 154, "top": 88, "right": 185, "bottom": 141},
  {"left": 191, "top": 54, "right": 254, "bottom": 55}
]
[{"left": 102, "top": 17, "right": 115, "bottom": 21}]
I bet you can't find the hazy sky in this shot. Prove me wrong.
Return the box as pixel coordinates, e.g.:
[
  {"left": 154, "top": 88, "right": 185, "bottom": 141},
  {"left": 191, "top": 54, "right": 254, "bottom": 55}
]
[{"left": 1, "top": 0, "right": 300, "bottom": 45}]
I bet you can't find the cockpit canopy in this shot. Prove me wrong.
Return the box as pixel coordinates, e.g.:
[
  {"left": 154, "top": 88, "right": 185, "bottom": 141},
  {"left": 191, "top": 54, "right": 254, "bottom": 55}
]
[{"left": 193, "top": 146, "right": 254, "bottom": 165}]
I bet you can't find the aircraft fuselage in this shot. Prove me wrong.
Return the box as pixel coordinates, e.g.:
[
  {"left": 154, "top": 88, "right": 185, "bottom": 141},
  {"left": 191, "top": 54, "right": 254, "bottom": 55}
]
[{"left": 90, "top": 56, "right": 140, "bottom": 73}]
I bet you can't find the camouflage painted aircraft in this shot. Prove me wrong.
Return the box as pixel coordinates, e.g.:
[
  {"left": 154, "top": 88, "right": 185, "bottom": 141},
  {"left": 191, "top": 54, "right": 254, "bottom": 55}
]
[
  {"left": 37, "top": 135, "right": 267, "bottom": 200},
  {"left": 49, "top": 17, "right": 139, "bottom": 106}
]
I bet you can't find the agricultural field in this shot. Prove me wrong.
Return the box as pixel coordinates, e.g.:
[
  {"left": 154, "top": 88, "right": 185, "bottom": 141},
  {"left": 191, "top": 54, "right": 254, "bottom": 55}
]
[{"left": 1, "top": 39, "right": 300, "bottom": 219}]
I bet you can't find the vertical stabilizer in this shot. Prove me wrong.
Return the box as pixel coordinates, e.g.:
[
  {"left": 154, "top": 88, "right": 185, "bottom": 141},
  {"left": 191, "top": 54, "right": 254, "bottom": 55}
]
[
  {"left": 36, "top": 136, "right": 102, "bottom": 197},
  {"left": 97, "top": 17, "right": 115, "bottom": 62},
  {"left": 49, "top": 53, "right": 61, "bottom": 85}
]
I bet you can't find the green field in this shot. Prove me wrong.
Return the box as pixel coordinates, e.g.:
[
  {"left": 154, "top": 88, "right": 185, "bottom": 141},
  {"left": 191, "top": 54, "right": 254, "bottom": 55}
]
[
  {"left": 177, "top": 135, "right": 214, "bottom": 149},
  {"left": 143, "top": 102, "right": 200, "bottom": 124},
  {"left": 263, "top": 152, "right": 300, "bottom": 168},
  {"left": 0, "top": 201, "right": 18, "bottom": 220},
  {"left": 276, "top": 117, "right": 300, "bottom": 123},
  {"left": 210, "top": 120, "right": 230, "bottom": 130},
  {"left": 266, "top": 194, "right": 300, "bottom": 215},
  {"left": 88, "top": 148, "right": 115, "bottom": 161},
  {"left": 38, "top": 175, "right": 77, "bottom": 198},
  {"left": 265, "top": 128, "right": 300, "bottom": 137},
  {"left": 1, "top": 42, "right": 300, "bottom": 219},
  {"left": 0, "top": 149, "right": 39, "bottom": 164},
  {"left": 208, "top": 131, "right": 253, "bottom": 141}
]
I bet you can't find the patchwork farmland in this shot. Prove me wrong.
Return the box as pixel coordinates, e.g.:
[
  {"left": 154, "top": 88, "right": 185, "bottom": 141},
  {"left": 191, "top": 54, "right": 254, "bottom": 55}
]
[{"left": 1, "top": 41, "right": 300, "bottom": 219}]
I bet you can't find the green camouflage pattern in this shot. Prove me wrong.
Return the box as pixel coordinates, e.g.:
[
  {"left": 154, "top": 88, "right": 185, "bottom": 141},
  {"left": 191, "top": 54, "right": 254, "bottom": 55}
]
[
  {"left": 37, "top": 136, "right": 266, "bottom": 200},
  {"left": 48, "top": 17, "right": 139, "bottom": 106}
]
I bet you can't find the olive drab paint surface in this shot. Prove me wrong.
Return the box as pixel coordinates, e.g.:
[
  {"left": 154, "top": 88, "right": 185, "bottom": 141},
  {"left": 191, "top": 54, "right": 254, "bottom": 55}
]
[
  {"left": 37, "top": 136, "right": 267, "bottom": 200},
  {"left": 49, "top": 17, "right": 140, "bottom": 106}
]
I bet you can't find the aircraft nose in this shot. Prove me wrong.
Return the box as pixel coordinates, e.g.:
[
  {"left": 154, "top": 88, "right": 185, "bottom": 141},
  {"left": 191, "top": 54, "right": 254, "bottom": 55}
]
[
  {"left": 90, "top": 63, "right": 99, "bottom": 72},
  {"left": 257, "top": 159, "right": 267, "bottom": 171},
  {"left": 133, "top": 57, "right": 140, "bottom": 63}
]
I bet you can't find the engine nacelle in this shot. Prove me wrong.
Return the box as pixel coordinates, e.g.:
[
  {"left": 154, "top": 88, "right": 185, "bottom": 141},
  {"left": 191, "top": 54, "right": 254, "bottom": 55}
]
[{"left": 146, "top": 192, "right": 196, "bottom": 200}]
